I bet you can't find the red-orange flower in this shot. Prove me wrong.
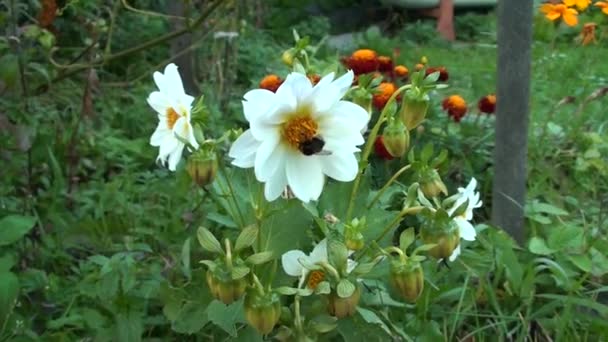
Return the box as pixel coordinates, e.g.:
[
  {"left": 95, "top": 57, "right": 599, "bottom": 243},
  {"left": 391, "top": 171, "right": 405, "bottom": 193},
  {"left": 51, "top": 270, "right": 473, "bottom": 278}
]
[
  {"left": 477, "top": 94, "right": 496, "bottom": 114},
  {"left": 373, "top": 82, "right": 397, "bottom": 110},
  {"left": 425, "top": 66, "right": 449, "bottom": 82},
  {"left": 394, "top": 65, "right": 409, "bottom": 78},
  {"left": 259, "top": 74, "right": 283, "bottom": 92},
  {"left": 442, "top": 95, "right": 468, "bottom": 122},
  {"left": 540, "top": 3, "right": 578, "bottom": 26},
  {"left": 344, "top": 49, "right": 379, "bottom": 75},
  {"left": 378, "top": 56, "right": 393, "bottom": 72},
  {"left": 37, "top": 0, "right": 57, "bottom": 28},
  {"left": 374, "top": 136, "right": 394, "bottom": 160}
]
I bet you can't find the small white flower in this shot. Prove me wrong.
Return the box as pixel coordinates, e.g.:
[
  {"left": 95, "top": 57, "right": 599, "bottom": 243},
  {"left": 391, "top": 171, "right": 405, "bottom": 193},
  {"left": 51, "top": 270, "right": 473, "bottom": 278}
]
[
  {"left": 229, "top": 71, "right": 369, "bottom": 203},
  {"left": 281, "top": 238, "right": 358, "bottom": 288},
  {"left": 147, "top": 63, "right": 199, "bottom": 171},
  {"left": 447, "top": 177, "right": 482, "bottom": 261}
]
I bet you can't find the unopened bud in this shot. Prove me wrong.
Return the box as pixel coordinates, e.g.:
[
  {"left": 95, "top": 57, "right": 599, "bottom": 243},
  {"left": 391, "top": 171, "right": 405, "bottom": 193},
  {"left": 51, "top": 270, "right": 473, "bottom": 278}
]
[
  {"left": 282, "top": 48, "right": 295, "bottom": 67},
  {"left": 419, "top": 169, "right": 447, "bottom": 198},
  {"left": 382, "top": 119, "right": 410, "bottom": 158},
  {"left": 206, "top": 271, "right": 247, "bottom": 305},
  {"left": 187, "top": 149, "right": 218, "bottom": 187},
  {"left": 390, "top": 258, "right": 424, "bottom": 302},
  {"left": 244, "top": 290, "right": 282, "bottom": 335},
  {"left": 400, "top": 89, "right": 429, "bottom": 130},
  {"left": 420, "top": 220, "right": 460, "bottom": 259},
  {"left": 327, "top": 286, "right": 360, "bottom": 318}
]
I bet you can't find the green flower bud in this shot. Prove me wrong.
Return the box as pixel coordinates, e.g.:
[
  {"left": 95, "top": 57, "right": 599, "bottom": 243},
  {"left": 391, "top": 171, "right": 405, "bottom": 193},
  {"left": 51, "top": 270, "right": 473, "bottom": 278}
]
[
  {"left": 187, "top": 149, "right": 218, "bottom": 187},
  {"left": 344, "top": 217, "right": 366, "bottom": 251},
  {"left": 420, "top": 219, "right": 460, "bottom": 259},
  {"left": 419, "top": 169, "right": 447, "bottom": 198},
  {"left": 206, "top": 271, "right": 247, "bottom": 305},
  {"left": 282, "top": 48, "right": 295, "bottom": 66},
  {"left": 382, "top": 119, "right": 410, "bottom": 158},
  {"left": 244, "top": 290, "right": 282, "bottom": 335},
  {"left": 400, "top": 89, "right": 429, "bottom": 130},
  {"left": 389, "top": 258, "right": 424, "bottom": 302},
  {"left": 327, "top": 285, "right": 360, "bottom": 318}
]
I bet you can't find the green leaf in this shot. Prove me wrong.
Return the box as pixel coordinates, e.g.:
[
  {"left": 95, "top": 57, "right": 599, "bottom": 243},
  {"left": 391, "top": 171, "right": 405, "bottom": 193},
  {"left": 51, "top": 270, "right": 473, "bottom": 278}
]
[
  {"left": 0, "top": 215, "right": 36, "bottom": 246},
  {"left": 275, "top": 286, "right": 298, "bottom": 296},
  {"left": 356, "top": 307, "right": 392, "bottom": 336},
  {"left": 423, "top": 71, "right": 440, "bottom": 84},
  {"left": 310, "top": 314, "right": 338, "bottom": 333},
  {"left": 261, "top": 204, "right": 312, "bottom": 257},
  {"left": 328, "top": 239, "right": 349, "bottom": 273},
  {"left": 528, "top": 237, "right": 555, "bottom": 255},
  {"left": 199, "top": 260, "right": 217, "bottom": 271},
  {"left": 0, "top": 271, "right": 19, "bottom": 327},
  {"left": 245, "top": 251, "right": 274, "bottom": 265},
  {"left": 420, "top": 143, "right": 434, "bottom": 164},
  {"left": 197, "top": 227, "right": 224, "bottom": 255},
  {"left": 568, "top": 254, "right": 592, "bottom": 273},
  {"left": 352, "top": 262, "right": 376, "bottom": 275},
  {"left": 316, "top": 281, "right": 331, "bottom": 295},
  {"left": 234, "top": 225, "right": 258, "bottom": 252},
  {"left": 231, "top": 266, "right": 250, "bottom": 280},
  {"left": 399, "top": 228, "right": 415, "bottom": 251},
  {"left": 181, "top": 238, "right": 191, "bottom": 280},
  {"left": 172, "top": 302, "right": 209, "bottom": 334},
  {"left": 297, "top": 288, "right": 313, "bottom": 296},
  {"left": 337, "top": 279, "right": 356, "bottom": 298},
  {"left": 115, "top": 309, "right": 143, "bottom": 342},
  {"left": 412, "top": 243, "right": 437, "bottom": 256},
  {"left": 206, "top": 299, "right": 246, "bottom": 337}
]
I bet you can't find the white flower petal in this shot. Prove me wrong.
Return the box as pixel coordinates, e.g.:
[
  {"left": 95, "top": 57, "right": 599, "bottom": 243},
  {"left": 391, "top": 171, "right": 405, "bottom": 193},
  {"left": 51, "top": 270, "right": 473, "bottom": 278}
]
[
  {"left": 281, "top": 250, "right": 307, "bottom": 277},
  {"left": 332, "top": 70, "right": 354, "bottom": 99},
  {"left": 307, "top": 73, "right": 341, "bottom": 113},
  {"left": 147, "top": 91, "right": 170, "bottom": 114},
  {"left": 274, "top": 76, "right": 297, "bottom": 113},
  {"left": 320, "top": 152, "right": 358, "bottom": 182},
  {"left": 347, "top": 259, "right": 358, "bottom": 274},
  {"left": 162, "top": 63, "right": 186, "bottom": 99},
  {"left": 243, "top": 89, "right": 276, "bottom": 122},
  {"left": 173, "top": 116, "right": 198, "bottom": 149},
  {"left": 326, "top": 100, "right": 370, "bottom": 133},
  {"left": 286, "top": 153, "right": 324, "bottom": 202},
  {"left": 455, "top": 217, "right": 476, "bottom": 241},
  {"left": 150, "top": 125, "right": 170, "bottom": 146},
  {"left": 158, "top": 135, "right": 178, "bottom": 160},
  {"left": 283, "top": 72, "right": 313, "bottom": 100},
  {"left": 309, "top": 239, "right": 328, "bottom": 263},
  {"left": 254, "top": 135, "right": 281, "bottom": 182},
  {"left": 264, "top": 167, "right": 288, "bottom": 201},
  {"left": 229, "top": 130, "right": 259, "bottom": 168},
  {"left": 448, "top": 245, "right": 461, "bottom": 262}
]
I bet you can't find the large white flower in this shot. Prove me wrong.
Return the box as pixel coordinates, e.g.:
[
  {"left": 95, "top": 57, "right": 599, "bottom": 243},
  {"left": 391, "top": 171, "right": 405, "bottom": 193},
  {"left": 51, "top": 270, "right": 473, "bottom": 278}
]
[
  {"left": 229, "top": 71, "right": 369, "bottom": 202},
  {"left": 147, "top": 63, "right": 199, "bottom": 171},
  {"left": 447, "top": 177, "right": 483, "bottom": 261},
  {"left": 281, "top": 239, "right": 357, "bottom": 289}
]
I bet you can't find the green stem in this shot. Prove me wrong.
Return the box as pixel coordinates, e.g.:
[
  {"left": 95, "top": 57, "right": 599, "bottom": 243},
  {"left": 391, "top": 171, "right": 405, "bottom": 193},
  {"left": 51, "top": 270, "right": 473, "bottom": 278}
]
[
  {"left": 367, "top": 164, "right": 411, "bottom": 209},
  {"left": 345, "top": 84, "right": 412, "bottom": 221},
  {"left": 252, "top": 273, "right": 265, "bottom": 295},
  {"left": 224, "top": 238, "right": 233, "bottom": 271},
  {"left": 294, "top": 295, "right": 303, "bottom": 333},
  {"left": 217, "top": 152, "right": 246, "bottom": 228}
]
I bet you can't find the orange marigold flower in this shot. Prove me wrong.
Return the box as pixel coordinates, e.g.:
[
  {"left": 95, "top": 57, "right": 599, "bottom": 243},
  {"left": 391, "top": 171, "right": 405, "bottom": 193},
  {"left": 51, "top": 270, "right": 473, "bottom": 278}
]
[
  {"left": 477, "top": 94, "right": 496, "bottom": 114},
  {"left": 259, "top": 74, "right": 283, "bottom": 93},
  {"left": 540, "top": 3, "right": 578, "bottom": 26},
  {"left": 564, "top": 0, "right": 590, "bottom": 11},
  {"left": 374, "top": 136, "right": 394, "bottom": 160},
  {"left": 373, "top": 82, "right": 397, "bottom": 110},
  {"left": 307, "top": 74, "right": 321, "bottom": 85},
  {"left": 394, "top": 65, "right": 409, "bottom": 78},
  {"left": 378, "top": 56, "right": 393, "bottom": 72},
  {"left": 579, "top": 22, "right": 597, "bottom": 45},
  {"left": 595, "top": 1, "right": 608, "bottom": 14},
  {"left": 344, "top": 49, "right": 379, "bottom": 75},
  {"left": 442, "top": 95, "right": 468, "bottom": 122},
  {"left": 425, "top": 66, "right": 449, "bottom": 82}
]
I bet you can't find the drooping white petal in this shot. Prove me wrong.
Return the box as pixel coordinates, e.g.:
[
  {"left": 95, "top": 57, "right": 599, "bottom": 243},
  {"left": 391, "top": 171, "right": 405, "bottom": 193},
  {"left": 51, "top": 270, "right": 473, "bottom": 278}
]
[
  {"left": 448, "top": 245, "right": 461, "bottom": 262},
  {"left": 173, "top": 117, "right": 198, "bottom": 149},
  {"left": 283, "top": 72, "right": 313, "bottom": 100},
  {"left": 254, "top": 135, "right": 282, "bottom": 182},
  {"left": 150, "top": 125, "right": 169, "bottom": 146},
  {"left": 281, "top": 250, "right": 307, "bottom": 277},
  {"left": 229, "top": 130, "right": 260, "bottom": 168},
  {"left": 158, "top": 135, "right": 179, "bottom": 160},
  {"left": 286, "top": 153, "right": 324, "bottom": 202},
  {"left": 455, "top": 217, "right": 476, "bottom": 241},
  {"left": 320, "top": 153, "right": 358, "bottom": 182},
  {"left": 166, "top": 143, "right": 185, "bottom": 171}
]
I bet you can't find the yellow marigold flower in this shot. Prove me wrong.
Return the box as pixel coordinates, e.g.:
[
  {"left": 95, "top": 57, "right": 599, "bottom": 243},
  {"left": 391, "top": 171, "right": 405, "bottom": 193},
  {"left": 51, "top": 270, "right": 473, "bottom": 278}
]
[
  {"left": 595, "top": 1, "right": 608, "bottom": 14},
  {"left": 540, "top": 3, "right": 579, "bottom": 26},
  {"left": 394, "top": 65, "right": 409, "bottom": 78},
  {"left": 564, "top": 0, "right": 590, "bottom": 11},
  {"left": 579, "top": 22, "right": 598, "bottom": 45},
  {"left": 259, "top": 74, "right": 283, "bottom": 93}
]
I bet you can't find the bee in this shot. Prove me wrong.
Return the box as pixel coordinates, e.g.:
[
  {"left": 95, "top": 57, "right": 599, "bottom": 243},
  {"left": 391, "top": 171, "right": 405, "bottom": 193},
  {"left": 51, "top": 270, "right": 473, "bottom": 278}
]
[{"left": 298, "top": 136, "right": 331, "bottom": 156}]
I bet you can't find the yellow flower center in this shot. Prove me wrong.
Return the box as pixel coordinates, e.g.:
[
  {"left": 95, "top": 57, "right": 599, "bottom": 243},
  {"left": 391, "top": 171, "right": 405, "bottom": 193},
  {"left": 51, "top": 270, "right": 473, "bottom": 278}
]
[
  {"left": 307, "top": 270, "right": 325, "bottom": 289},
  {"left": 166, "top": 107, "right": 180, "bottom": 129},
  {"left": 282, "top": 115, "right": 318, "bottom": 149}
]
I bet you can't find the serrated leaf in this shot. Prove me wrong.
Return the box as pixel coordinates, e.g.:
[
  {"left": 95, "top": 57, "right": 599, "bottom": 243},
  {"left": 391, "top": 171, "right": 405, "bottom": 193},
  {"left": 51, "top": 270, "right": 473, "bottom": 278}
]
[
  {"left": 316, "top": 281, "right": 331, "bottom": 295},
  {"left": 275, "top": 286, "right": 299, "bottom": 295},
  {"left": 206, "top": 299, "right": 246, "bottom": 337},
  {"left": 197, "top": 227, "right": 224, "bottom": 255},
  {"left": 245, "top": 251, "right": 274, "bottom": 265},
  {"left": 337, "top": 279, "right": 356, "bottom": 298},
  {"left": 399, "top": 228, "right": 415, "bottom": 251},
  {"left": 231, "top": 266, "right": 250, "bottom": 280},
  {"left": 0, "top": 215, "right": 36, "bottom": 246},
  {"left": 234, "top": 225, "right": 258, "bottom": 252}
]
